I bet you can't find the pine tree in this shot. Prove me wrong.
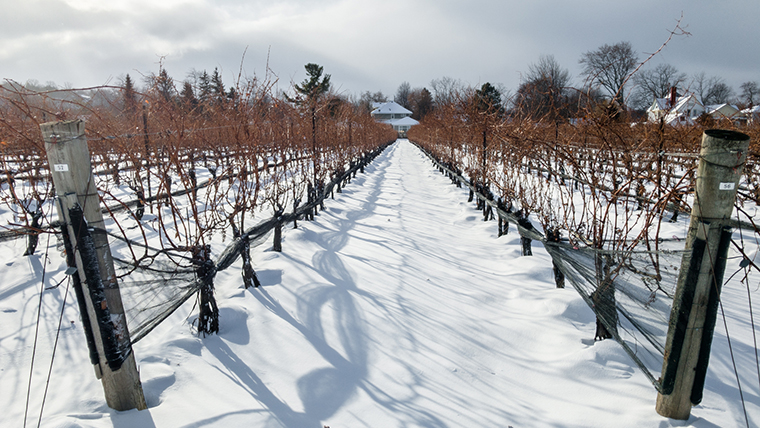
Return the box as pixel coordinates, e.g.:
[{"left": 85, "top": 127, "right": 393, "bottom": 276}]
[
  {"left": 180, "top": 81, "right": 198, "bottom": 111},
  {"left": 227, "top": 87, "right": 238, "bottom": 109},
  {"left": 287, "top": 63, "right": 331, "bottom": 197},
  {"left": 122, "top": 74, "right": 138, "bottom": 116},
  {"left": 475, "top": 82, "right": 503, "bottom": 115},
  {"left": 198, "top": 71, "right": 211, "bottom": 104},
  {"left": 211, "top": 68, "right": 225, "bottom": 104},
  {"left": 408, "top": 87, "right": 433, "bottom": 120},
  {"left": 155, "top": 68, "right": 175, "bottom": 103},
  {"left": 473, "top": 82, "right": 502, "bottom": 184},
  {"left": 288, "top": 63, "right": 331, "bottom": 105}
]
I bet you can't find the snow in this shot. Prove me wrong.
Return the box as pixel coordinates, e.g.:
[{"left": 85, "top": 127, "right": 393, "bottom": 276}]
[
  {"left": 1, "top": 140, "right": 758, "bottom": 427},
  {"left": 370, "top": 101, "right": 413, "bottom": 116}
]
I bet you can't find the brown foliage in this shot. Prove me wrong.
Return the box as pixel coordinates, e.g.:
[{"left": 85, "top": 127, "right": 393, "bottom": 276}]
[{"left": 0, "top": 76, "right": 395, "bottom": 258}]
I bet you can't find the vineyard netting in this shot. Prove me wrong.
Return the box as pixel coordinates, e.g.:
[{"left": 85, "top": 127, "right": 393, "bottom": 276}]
[
  {"left": 0, "top": 75, "right": 397, "bottom": 345},
  {"left": 408, "top": 92, "right": 760, "bottom": 391},
  {"left": 2, "top": 73, "right": 760, "bottom": 395}
]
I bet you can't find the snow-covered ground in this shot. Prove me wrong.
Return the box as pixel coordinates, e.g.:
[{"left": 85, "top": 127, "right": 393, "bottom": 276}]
[{"left": 1, "top": 140, "right": 758, "bottom": 427}]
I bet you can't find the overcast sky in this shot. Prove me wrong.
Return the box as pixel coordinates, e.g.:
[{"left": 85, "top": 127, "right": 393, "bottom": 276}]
[{"left": 2, "top": 0, "right": 758, "bottom": 100}]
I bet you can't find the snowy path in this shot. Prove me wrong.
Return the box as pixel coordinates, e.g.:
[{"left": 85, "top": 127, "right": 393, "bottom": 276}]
[{"left": 3, "top": 140, "right": 755, "bottom": 427}]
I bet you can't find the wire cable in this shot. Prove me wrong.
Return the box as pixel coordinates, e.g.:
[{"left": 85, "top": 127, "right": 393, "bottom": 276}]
[
  {"left": 743, "top": 268, "right": 760, "bottom": 406},
  {"left": 22, "top": 231, "right": 53, "bottom": 428},
  {"left": 37, "top": 275, "right": 71, "bottom": 428},
  {"left": 734, "top": 214, "right": 760, "bottom": 399},
  {"left": 696, "top": 192, "right": 750, "bottom": 427},
  {"left": 719, "top": 299, "right": 751, "bottom": 428}
]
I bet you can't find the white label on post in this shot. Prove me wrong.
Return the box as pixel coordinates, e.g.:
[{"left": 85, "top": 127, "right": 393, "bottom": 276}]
[
  {"left": 54, "top": 164, "right": 69, "bottom": 172},
  {"left": 719, "top": 182, "right": 735, "bottom": 190}
]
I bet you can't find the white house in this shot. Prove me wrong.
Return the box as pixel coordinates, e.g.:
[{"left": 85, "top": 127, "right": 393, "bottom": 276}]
[
  {"left": 388, "top": 116, "right": 419, "bottom": 134},
  {"left": 647, "top": 91, "right": 705, "bottom": 126},
  {"left": 646, "top": 97, "right": 671, "bottom": 122},
  {"left": 741, "top": 105, "right": 760, "bottom": 125},
  {"left": 371, "top": 101, "right": 419, "bottom": 135},
  {"left": 705, "top": 103, "right": 741, "bottom": 121}
]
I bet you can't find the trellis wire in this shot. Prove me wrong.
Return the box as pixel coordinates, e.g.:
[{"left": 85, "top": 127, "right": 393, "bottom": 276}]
[{"left": 414, "top": 140, "right": 689, "bottom": 391}]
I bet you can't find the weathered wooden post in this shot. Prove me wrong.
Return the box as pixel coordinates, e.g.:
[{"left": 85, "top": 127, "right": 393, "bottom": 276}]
[
  {"left": 42, "top": 120, "right": 147, "bottom": 411},
  {"left": 656, "top": 129, "right": 749, "bottom": 420}
]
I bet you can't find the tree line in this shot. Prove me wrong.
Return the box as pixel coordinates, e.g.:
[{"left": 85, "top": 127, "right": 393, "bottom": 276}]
[{"left": 379, "top": 40, "right": 758, "bottom": 124}]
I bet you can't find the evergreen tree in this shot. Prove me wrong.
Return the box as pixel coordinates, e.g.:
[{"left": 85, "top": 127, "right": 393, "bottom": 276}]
[
  {"left": 289, "top": 63, "right": 331, "bottom": 104},
  {"left": 287, "top": 63, "right": 331, "bottom": 192},
  {"left": 475, "top": 82, "right": 503, "bottom": 116},
  {"left": 122, "top": 73, "right": 138, "bottom": 115},
  {"left": 227, "top": 87, "right": 239, "bottom": 109},
  {"left": 155, "top": 68, "right": 175, "bottom": 103},
  {"left": 180, "top": 81, "right": 198, "bottom": 111},
  {"left": 408, "top": 88, "right": 433, "bottom": 120},
  {"left": 198, "top": 70, "right": 211, "bottom": 104},
  {"left": 211, "top": 68, "right": 225, "bottom": 103},
  {"left": 473, "top": 82, "right": 502, "bottom": 183}
]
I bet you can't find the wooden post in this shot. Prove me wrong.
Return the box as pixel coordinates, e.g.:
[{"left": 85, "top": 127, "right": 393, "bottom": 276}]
[
  {"left": 546, "top": 227, "right": 565, "bottom": 288},
  {"left": 273, "top": 219, "right": 283, "bottom": 252},
  {"left": 656, "top": 129, "right": 749, "bottom": 420},
  {"left": 42, "top": 120, "right": 147, "bottom": 411}
]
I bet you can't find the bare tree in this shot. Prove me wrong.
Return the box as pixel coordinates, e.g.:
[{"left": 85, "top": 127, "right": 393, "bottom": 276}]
[
  {"left": 691, "top": 72, "right": 734, "bottom": 105},
  {"left": 579, "top": 41, "right": 637, "bottom": 107},
  {"left": 394, "top": 81, "right": 412, "bottom": 109},
  {"left": 740, "top": 81, "right": 759, "bottom": 107},
  {"left": 631, "top": 63, "right": 687, "bottom": 110},
  {"left": 355, "top": 90, "right": 387, "bottom": 112},
  {"left": 513, "top": 55, "right": 572, "bottom": 120},
  {"left": 430, "top": 76, "right": 464, "bottom": 107},
  {"left": 708, "top": 82, "right": 734, "bottom": 105},
  {"left": 493, "top": 82, "right": 513, "bottom": 112}
]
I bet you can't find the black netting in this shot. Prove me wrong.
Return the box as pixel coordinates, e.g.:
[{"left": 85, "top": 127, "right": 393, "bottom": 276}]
[
  {"left": 112, "top": 254, "right": 199, "bottom": 344},
  {"left": 99, "top": 143, "right": 391, "bottom": 345},
  {"left": 546, "top": 242, "right": 685, "bottom": 389},
  {"left": 416, "top": 141, "right": 694, "bottom": 391}
]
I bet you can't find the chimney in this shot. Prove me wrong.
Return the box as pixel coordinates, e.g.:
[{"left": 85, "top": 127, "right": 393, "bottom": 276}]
[{"left": 669, "top": 87, "right": 677, "bottom": 108}]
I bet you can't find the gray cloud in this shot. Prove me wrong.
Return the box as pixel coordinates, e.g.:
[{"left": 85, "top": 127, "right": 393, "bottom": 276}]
[{"left": 1, "top": 0, "right": 757, "bottom": 98}]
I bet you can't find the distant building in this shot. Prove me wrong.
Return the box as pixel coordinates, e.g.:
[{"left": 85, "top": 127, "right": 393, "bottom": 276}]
[
  {"left": 740, "top": 105, "right": 760, "bottom": 125},
  {"left": 371, "top": 101, "right": 419, "bottom": 136},
  {"left": 705, "top": 103, "right": 740, "bottom": 121},
  {"left": 647, "top": 88, "right": 704, "bottom": 126}
]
